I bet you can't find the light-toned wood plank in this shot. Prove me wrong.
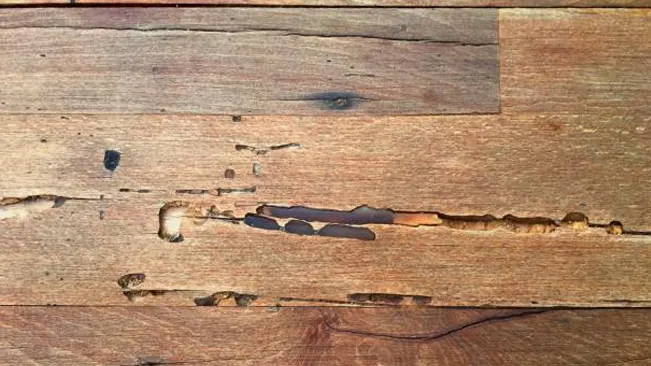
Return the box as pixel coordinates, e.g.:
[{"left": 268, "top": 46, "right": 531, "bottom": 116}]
[
  {"left": 501, "top": 9, "right": 651, "bottom": 116},
  {"left": 0, "top": 113, "right": 649, "bottom": 230},
  {"left": 2, "top": 307, "right": 651, "bottom": 365},
  {"left": 0, "top": 197, "right": 650, "bottom": 306},
  {"left": 0, "top": 8, "right": 498, "bottom": 115}
]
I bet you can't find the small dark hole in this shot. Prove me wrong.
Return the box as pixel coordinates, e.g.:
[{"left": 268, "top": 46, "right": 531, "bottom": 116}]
[{"left": 103, "top": 150, "right": 121, "bottom": 171}]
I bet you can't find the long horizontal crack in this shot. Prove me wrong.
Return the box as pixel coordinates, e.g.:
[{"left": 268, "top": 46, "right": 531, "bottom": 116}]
[
  {"left": 158, "top": 202, "right": 651, "bottom": 244},
  {"left": 322, "top": 308, "right": 554, "bottom": 342},
  {"left": 0, "top": 25, "right": 495, "bottom": 45},
  {"left": 115, "top": 273, "right": 441, "bottom": 306},
  {"left": 258, "top": 205, "right": 651, "bottom": 236},
  {"left": 119, "top": 187, "right": 257, "bottom": 196}
]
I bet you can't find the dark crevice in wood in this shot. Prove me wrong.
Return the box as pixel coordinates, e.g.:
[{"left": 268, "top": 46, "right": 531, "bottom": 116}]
[
  {"left": 235, "top": 142, "right": 300, "bottom": 155},
  {"left": 194, "top": 291, "right": 258, "bottom": 307},
  {"left": 321, "top": 308, "right": 554, "bottom": 341},
  {"left": 158, "top": 202, "right": 651, "bottom": 244},
  {"left": 122, "top": 289, "right": 190, "bottom": 301},
  {"left": 0, "top": 25, "right": 497, "bottom": 45},
  {"left": 277, "top": 297, "right": 362, "bottom": 306},
  {"left": 258, "top": 205, "right": 651, "bottom": 236},
  {"left": 244, "top": 214, "right": 376, "bottom": 240},
  {"left": 117, "top": 273, "right": 146, "bottom": 289},
  {"left": 176, "top": 187, "right": 257, "bottom": 196},
  {"left": 348, "top": 293, "right": 433, "bottom": 305}
]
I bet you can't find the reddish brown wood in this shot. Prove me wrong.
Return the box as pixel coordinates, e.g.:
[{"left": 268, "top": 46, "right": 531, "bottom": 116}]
[{"left": 2, "top": 307, "right": 651, "bottom": 365}]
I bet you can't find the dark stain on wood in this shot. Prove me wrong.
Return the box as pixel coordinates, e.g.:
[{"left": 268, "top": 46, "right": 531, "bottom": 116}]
[
  {"left": 258, "top": 205, "right": 394, "bottom": 225},
  {"left": 317, "top": 224, "right": 376, "bottom": 241},
  {"left": 304, "top": 92, "right": 366, "bottom": 111},
  {"left": 284, "top": 220, "right": 315, "bottom": 236},
  {"left": 103, "top": 150, "right": 121, "bottom": 171},
  {"left": 244, "top": 214, "right": 282, "bottom": 231}
]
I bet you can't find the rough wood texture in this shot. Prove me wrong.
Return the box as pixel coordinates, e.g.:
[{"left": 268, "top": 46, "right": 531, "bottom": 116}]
[
  {"left": 1, "top": 9, "right": 651, "bottom": 307},
  {"left": 1, "top": 6, "right": 651, "bottom": 365},
  {"left": 0, "top": 8, "right": 498, "bottom": 115},
  {"left": 1, "top": 197, "right": 650, "bottom": 306},
  {"left": 1, "top": 113, "right": 649, "bottom": 230},
  {"left": 501, "top": 9, "right": 651, "bottom": 116},
  {"left": 2, "top": 307, "right": 651, "bottom": 365},
  {"left": 2, "top": 0, "right": 651, "bottom": 6}
]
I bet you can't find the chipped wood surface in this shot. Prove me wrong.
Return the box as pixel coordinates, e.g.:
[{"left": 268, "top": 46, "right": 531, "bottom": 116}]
[
  {"left": 1, "top": 113, "right": 649, "bottom": 229},
  {"left": 0, "top": 8, "right": 499, "bottom": 115},
  {"left": 1, "top": 6, "right": 651, "bottom": 365},
  {"left": 2, "top": 307, "right": 651, "bottom": 365},
  {"left": 2, "top": 197, "right": 651, "bottom": 306},
  {"left": 0, "top": 9, "right": 650, "bottom": 308}
]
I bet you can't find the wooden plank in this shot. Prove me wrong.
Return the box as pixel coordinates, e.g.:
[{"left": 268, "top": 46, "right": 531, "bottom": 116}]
[
  {"left": 0, "top": 113, "right": 649, "bottom": 230},
  {"left": 501, "top": 9, "right": 651, "bottom": 116},
  {"left": 1, "top": 196, "right": 650, "bottom": 306},
  {"left": 2, "top": 0, "right": 651, "bottom": 6},
  {"left": 2, "top": 307, "right": 651, "bottom": 365},
  {"left": 1, "top": 9, "right": 651, "bottom": 307},
  {"left": 0, "top": 8, "right": 498, "bottom": 115}
]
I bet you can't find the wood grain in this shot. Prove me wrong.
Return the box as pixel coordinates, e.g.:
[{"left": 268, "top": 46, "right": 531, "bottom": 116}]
[
  {"left": 0, "top": 8, "right": 498, "bottom": 115},
  {"left": 1, "top": 9, "right": 650, "bottom": 308},
  {"left": 1, "top": 196, "right": 650, "bottom": 306},
  {"left": 0, "top": 113, "right": 649, "bottom": 230},
  {"left": 2, "top": 307, "right": 651, "bottom": 365},
  {"left": 501, "top": 9, "right": 651, "bottom": 116},
  {"left": 2, "top": 0, "right": 651, "bottom": 6}
]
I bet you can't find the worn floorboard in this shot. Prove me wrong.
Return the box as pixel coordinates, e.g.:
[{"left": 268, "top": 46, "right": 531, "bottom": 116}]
[
  {"left": 0, "top": 8, "right": 498, "bottom": 115},
  {"left": 1, "top": 113, "right": 649, "bottom": 229},
  {"left": 0, "top": 9, "right": 650, "bottom": 308},
  {"left": 2, "top": 307, "right": 651, "bottom": 365},
  {"left": 1, "top": 197, "right": 650, "bottom": 306},
  {"left": 1, "top": 5, "right": 650, "bottom": 365}
]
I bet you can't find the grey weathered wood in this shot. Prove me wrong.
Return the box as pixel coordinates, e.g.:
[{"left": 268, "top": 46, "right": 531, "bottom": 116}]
[{"left": 0, "top": 8, "right": 498, "bottom": 115}]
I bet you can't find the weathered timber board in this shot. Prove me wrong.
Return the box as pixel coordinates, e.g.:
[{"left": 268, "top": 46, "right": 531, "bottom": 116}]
[
  {"left": 2, "top": 307, "right": 651, "bottom": 365},
  {"left": 0, "top": 10, "right": 650, "bottom": 308},
  {"left": 0, "top": 197, "right": 650, "bottom": 306},
  {"left": 0, "top": 8, "right": 498, "bottom": 115},
  {"left": 0, "top": 113, "right": 649, "bottom": 230}
]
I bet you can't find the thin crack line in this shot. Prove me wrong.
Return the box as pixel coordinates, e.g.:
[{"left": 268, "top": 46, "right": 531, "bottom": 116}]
[
  {"left": 321, "top": 308, "right": 554, "bottom": 341},
  {"left": 0, "top": 25, "right": 497, "bottom": 45}
]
